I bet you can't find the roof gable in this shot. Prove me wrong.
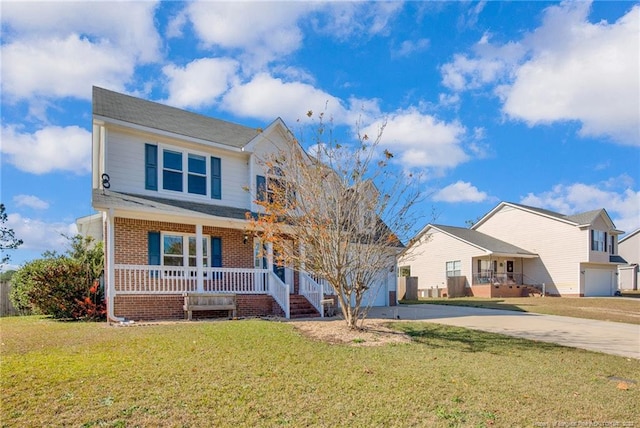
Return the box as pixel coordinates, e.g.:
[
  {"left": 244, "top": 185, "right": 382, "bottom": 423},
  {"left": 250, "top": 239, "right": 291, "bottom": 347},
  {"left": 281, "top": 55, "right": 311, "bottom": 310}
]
[
  {"left": 93, "top": 86, "right": 260, "bottom": 149},
  {"left": 473, "top": 202, "right": 619, "bottom": 231}
]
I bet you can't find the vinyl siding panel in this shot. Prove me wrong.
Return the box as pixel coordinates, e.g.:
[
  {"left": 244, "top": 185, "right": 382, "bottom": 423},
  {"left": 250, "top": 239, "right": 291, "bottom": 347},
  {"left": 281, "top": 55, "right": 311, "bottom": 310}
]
[
  {"left": 399, "top": 229, "right": 485, "bottom": 290},
  {"left": 475, "top": 205, "right": 583, "bottom": 295},
  {"left": 619, "top": 233, "right": 639, "bottom": 265},
  {"left": 105, "top": 128, "right": 251, "bottom": 210}
]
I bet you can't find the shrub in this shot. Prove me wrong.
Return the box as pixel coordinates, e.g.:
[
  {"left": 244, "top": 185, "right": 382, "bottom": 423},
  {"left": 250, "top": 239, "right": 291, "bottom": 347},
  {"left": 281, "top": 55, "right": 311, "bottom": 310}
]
[{"left": 9, "top": 235, "right": 106, "bottom": 320}]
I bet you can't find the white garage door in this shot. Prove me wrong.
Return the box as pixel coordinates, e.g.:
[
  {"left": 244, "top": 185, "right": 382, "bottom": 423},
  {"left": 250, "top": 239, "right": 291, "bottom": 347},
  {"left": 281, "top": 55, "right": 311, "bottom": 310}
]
[{"left": 584, "top": 269, "right": 613, "bottom": 296}]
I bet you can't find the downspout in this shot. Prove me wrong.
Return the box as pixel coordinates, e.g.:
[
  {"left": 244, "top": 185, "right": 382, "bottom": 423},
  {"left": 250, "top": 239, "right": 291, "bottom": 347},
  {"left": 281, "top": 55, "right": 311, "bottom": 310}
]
[{"left": 105, "top": 208, "right": 125, "bottom": 323}]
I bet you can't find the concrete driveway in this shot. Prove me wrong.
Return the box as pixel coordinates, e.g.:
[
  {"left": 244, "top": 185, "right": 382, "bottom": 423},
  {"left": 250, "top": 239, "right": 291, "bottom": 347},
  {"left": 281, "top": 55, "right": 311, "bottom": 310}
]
[{"left": 367, "top": 304, "right": 640, "bottom": 359}]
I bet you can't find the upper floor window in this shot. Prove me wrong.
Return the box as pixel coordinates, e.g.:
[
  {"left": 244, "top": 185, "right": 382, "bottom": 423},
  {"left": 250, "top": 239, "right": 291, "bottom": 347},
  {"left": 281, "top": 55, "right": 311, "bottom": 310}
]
[
  {"left": 163, "top": 150, "right": 183, "bottom": 192},
  {"left": 591, "top": 230, "right": 607, "bottom": 252},
  {"left": 446, "top": 260, "right": 461, "bottom": 277},
  {"left": 145, "top": 144, "right": 221, "bottom": 199}
]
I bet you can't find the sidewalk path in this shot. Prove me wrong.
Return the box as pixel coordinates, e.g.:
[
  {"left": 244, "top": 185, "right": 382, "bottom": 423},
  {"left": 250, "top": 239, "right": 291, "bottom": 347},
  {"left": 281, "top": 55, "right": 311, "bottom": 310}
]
[{"left": 367, "top": 304, "right": 640, "bottom": 359}]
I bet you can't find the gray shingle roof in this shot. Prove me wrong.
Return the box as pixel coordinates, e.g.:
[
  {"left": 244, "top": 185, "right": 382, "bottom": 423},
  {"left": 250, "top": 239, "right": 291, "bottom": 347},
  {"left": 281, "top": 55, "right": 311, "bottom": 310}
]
[
  {"left": 93, "top": 86, "right": 259, "bottom": 149},
  {"left": 432, "top": 224, "right": 537, "bottom": 256},
  {"left": 92, "top": 189, "right": 255, "bottom": 220},
  {"left": 507, "top": 202, "right": 607, "bottom": 226}
]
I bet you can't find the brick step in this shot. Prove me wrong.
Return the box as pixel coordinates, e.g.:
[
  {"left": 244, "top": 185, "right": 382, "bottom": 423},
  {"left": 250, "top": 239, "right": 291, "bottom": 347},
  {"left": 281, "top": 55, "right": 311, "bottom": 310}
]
[{"left": 289, "top": 295, "right": 320, "bottom": 319}]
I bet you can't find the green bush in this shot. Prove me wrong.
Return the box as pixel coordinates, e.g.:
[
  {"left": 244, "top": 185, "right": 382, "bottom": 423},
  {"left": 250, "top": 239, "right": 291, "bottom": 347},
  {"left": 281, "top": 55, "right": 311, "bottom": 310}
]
[{"left": 9, "top": 235, "right": 105, "bottom": 320}]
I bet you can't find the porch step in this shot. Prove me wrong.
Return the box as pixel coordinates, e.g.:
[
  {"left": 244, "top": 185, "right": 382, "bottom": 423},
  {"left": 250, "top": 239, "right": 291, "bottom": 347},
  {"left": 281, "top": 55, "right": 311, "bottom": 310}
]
[{"left": 289, "top": 295, "right": 320, "bottom": 319}]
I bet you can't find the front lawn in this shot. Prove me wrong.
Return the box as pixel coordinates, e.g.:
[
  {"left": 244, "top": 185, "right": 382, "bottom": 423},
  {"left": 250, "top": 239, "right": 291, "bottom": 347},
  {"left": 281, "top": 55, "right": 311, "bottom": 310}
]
[
  {"left": 2, "top": 316, "right": 638, "bottom": 427},
  {"left": 401, "top": 297, "right": 640, "bottom": 324}
]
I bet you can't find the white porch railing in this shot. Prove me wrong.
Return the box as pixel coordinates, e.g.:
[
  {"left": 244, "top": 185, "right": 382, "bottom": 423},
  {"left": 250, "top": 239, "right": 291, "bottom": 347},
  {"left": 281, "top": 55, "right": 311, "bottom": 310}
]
[
  {"left": 299, "top": 272, "right": 324, "bottom": 317},
  {"left": 114, "top": 265, "right": 269, "bottom": 294},
  {"left": 268, "top": 271, "right": 290, "bottom": 319}
]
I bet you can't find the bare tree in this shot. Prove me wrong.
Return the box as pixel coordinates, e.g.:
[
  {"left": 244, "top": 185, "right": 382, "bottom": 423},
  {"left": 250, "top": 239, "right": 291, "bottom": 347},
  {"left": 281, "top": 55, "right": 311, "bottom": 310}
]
[{"left": 248, "top": 114, "right": 423, "bottom": 329}]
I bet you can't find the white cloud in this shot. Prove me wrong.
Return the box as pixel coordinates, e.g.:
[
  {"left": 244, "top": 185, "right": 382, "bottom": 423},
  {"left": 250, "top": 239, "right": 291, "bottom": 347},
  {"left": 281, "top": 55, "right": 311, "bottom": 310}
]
[
  {"left": 1, "top": 125, "right": 91, "bottom": 175},
  {"left": 222, "top": 73, "right": 348, "bottom": 124},
  {"left": 1, "top": 1, "right": 160, "bottom": 101},
  {"left": 433, "top": 181, "right": 489, "bottom": 203},
  {"left": 394, "top": 38, "right": 430, "bottom": 58},
  {"left": 503, "top": 3, "right": 639, "bottom": 145},
  {"left": 314, "top": 2, "right": 403, "bottom": 40},
  {"left": 363, "top": 109, "right": 468, "bottom": 168},
  {"left": 2, "top": 35, "right": 134, "bottom": 101},
  {"left": 520, "top": 180, "right": 640, "bottom": 233},
  {"left": 5, "top": 213, "right": 77, "bottom": 253},
  {"left": 440, "top": 2, "right": 639, "bottom": 145},
  {"left": 163, "top": 58, "right": 240, "bottom": 109},
  {"left": 183, "top": 2, "right": 312, "bottom": 67},
  {"left": 13, "top": 195, "right": 49, "bottom": 210}
]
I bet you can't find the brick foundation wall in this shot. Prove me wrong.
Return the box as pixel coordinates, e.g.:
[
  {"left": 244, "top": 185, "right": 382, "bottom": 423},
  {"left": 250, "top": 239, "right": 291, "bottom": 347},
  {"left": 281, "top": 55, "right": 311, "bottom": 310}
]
[
  {"left": 114, "top": 294, "right": 283, "bottom": 321},
  {"left": 470, "top": 284, "right": 525, "bottom": 298}
]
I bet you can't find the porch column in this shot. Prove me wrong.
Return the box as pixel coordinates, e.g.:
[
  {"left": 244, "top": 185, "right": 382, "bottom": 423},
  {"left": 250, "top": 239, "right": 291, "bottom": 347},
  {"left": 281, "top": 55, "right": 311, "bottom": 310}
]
[
  {"left": 196, "top": 224, "right": 204, "bottom": 292},
  {"left": 105, "top": 209, "right": 123, "bottom": 322}
]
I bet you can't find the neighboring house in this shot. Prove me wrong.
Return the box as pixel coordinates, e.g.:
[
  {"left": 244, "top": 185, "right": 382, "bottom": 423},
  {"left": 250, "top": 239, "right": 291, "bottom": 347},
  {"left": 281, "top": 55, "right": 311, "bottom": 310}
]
[
  {"left": 399, "top": 202, "right": 625, "bottom": 297},
  {"left": 76, "top": 213, "right": 103, "bottom": 243},
  {"left": 618, "top": 228, "right": 639, "bottom": 290},
  {"left": 91, "top": 87, "right": 394, "bottom": 322}
]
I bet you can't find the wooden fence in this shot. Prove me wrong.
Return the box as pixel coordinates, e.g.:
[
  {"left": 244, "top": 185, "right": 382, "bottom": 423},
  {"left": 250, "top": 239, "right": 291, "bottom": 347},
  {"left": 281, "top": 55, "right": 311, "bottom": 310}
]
[{"left": 0, "top": 280, "right": 19, "bottom": 316}]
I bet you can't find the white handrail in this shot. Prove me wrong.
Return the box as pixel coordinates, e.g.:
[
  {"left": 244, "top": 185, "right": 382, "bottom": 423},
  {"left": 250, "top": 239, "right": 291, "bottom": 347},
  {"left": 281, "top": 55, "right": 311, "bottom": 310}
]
[
  {"left": 114, "top": 264, "right": 269, "bottom": 294},
  {"left": 268, "top": 271, "right": 290, "bottom": 319},
  {"left": 299, "top": 272, "right": 324, "bottom": 317}
]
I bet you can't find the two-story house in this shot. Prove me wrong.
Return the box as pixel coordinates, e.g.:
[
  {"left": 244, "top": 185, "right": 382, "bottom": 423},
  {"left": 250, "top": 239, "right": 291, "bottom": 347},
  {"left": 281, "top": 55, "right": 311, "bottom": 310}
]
[
  {"left": 399, "top": 202, "right": 625, "bottom": 297},
  {"left": 91, "top": 87, "right": 394, "bottom": 322}
]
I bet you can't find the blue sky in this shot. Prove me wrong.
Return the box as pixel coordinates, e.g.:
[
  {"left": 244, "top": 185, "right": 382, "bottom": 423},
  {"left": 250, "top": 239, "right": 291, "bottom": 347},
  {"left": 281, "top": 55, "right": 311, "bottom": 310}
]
[{"left": 1, "top": 1, "right": 639, "bottom": 270}]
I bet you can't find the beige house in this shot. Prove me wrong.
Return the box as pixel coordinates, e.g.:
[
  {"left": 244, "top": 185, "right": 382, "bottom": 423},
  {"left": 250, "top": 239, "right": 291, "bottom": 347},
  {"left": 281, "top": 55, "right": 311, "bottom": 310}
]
[
  {"left": 618, "top": 228, "right": 639, "bottom": 291},
  {"left": 399, "top": 202, "right": 626, "bottom": 297}
]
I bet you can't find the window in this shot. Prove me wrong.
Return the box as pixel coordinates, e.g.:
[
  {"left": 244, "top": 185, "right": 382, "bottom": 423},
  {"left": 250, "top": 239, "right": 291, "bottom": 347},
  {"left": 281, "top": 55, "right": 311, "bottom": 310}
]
[
  {"left": 254, "top": 238, "right": 267, "bottom": 269},
  {"left": 256, "top": 168, "right": 296, "bottom": 207},
  {"left": 591, "top": 230, "right": 607, "bottom": 252},
  {"left": 446, "top": 260, "right": 461, "bottom": 277},
  {"left": 161, "top": 234, "right": 209, "bottom": 267},
  {"left": 150, "top": 146, "right": 221, "bottom": 198},
  {"left": 188, "top": 154, "right": 207, "bottom": 195},
  {"left": 163, "top": 150, "right": 183, "bottom": 192}
]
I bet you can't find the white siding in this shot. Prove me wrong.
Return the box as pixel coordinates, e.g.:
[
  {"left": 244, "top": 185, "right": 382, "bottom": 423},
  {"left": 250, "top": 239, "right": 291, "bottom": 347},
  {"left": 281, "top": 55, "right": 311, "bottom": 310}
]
[
  {"left": 104, "top": 128, "right": 251, "bottom": 210},
  {"left": 398, "top": 228, "right": 485, "bottom": 291},
  {"left": 475, "top": 205, "right": 584, "bottom": 295},
  {"left": 619, "top": 231, "right": 639, "bottom": 265}
]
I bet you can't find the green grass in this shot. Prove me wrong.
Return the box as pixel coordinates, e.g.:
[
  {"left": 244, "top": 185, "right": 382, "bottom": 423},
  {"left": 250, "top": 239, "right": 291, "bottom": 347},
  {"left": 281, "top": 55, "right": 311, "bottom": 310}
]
[
  {"left": 2, "top": 316, "right": 639, "bottom": 427},
  {"left": 400, "top": 297, "right": 640, "bottom": 324}
]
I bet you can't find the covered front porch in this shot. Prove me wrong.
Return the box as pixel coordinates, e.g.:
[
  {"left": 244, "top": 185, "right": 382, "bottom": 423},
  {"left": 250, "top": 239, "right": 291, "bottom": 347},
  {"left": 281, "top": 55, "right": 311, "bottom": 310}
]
[
  {"left": 111, "top": 264, "right": 332, "bottom": 320},
  {"left": 468, "top": 254, "right": 541, "bottom": 298}
]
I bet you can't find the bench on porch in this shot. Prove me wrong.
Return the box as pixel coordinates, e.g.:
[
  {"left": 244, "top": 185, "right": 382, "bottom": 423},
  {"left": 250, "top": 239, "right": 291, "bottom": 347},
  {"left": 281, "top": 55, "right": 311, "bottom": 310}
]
[{"left": 183, "top": 293, "right": 237, "bottom": 321}]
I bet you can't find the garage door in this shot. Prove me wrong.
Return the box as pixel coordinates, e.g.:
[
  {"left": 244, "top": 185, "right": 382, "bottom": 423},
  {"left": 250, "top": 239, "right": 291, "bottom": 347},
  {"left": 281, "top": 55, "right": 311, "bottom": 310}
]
[{"left": 584, "top": 269, "right": 613, "bottom": 296}]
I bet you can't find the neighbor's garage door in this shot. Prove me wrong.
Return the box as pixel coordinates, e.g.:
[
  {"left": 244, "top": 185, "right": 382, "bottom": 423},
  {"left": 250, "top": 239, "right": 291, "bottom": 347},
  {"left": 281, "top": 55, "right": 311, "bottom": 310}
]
[{"left": 584, "top": 269, "right": 613, "bottom": 296}]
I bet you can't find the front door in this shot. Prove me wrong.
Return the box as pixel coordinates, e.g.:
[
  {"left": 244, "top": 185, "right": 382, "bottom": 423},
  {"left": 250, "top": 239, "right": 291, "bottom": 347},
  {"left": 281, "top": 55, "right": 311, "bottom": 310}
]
[
  {"left": 273, "top": 263, "right": 286, "bottom": 283},
  {"left": 506, "top": 260, "right": 514, "bottom": 280}
]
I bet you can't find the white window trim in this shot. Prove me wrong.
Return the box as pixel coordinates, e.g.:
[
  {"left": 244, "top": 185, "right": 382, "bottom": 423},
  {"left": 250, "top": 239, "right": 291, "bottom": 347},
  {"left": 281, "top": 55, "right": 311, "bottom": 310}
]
[
  {"left": 446, "top": 260, "right": 461, "bottom": 277},
  {"left": 158, "top": 145, "right": 212, "bottom": 198},
  {"left": 161, "top": 232, "right": 210, "bottom": 272}
]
